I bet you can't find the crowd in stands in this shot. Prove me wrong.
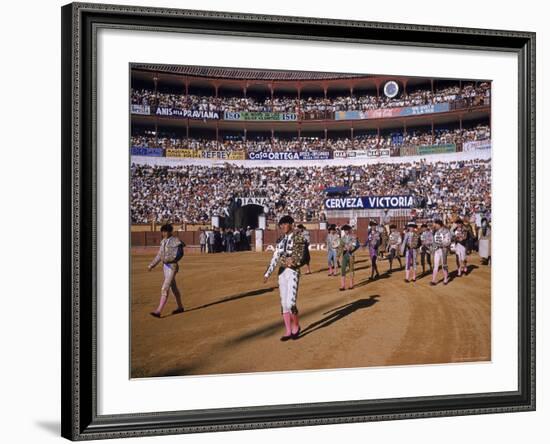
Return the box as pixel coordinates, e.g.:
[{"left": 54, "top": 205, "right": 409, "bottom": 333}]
[
  {"left": 130, "top": 125, "right": 491, "bottom": 153},
  {"left": 130, "top": 82, "right": 490, "bottom": 114},
  {"left": 130, "top": 159, "right": 491, "bottom": 225}
]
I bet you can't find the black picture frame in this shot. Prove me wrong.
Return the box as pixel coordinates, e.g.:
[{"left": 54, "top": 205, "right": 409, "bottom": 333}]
[{"left": 61, "top": 2, "right": 536, "bottom": 440}]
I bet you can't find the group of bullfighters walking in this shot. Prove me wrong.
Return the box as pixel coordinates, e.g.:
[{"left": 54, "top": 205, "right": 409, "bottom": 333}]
[
  {"left": 146, "top": 215, "right": 491, "bottom": 342},
  {"left": 325, "top": 217, "right": 491, "bottom": 289}
]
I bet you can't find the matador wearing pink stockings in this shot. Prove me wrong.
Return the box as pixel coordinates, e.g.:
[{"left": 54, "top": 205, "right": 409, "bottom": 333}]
[
  {"left": 264, "top": 215, "right": 306, "bottom": 341},
  {"left": 148, "top": 224, "right": 185, "bottom": 318},
  {"left": 431, "top": 219, "right": 452, "bottom": 286}
]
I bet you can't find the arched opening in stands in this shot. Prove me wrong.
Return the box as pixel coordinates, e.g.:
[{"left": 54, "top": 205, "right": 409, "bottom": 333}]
[{"left": 237, "top": 204, "right": 264, "bottom": 230}]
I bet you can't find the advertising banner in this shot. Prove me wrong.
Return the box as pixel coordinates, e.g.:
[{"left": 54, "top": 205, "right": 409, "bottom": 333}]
[
  {"left": 404, "top": 103, "right": 450, "bottom": 116},
  {"left": 374, "top": 148, "right": 391, "bottom": 158},
  {"left": 238, "top": 197, "right": 270, "bottom": 207},
  {"left": 325, "top": 195, "right": 414, "bottom": 210},
  {"left": 399, "top": 143, "right": 456, "bottom": 157},
  {"left": 332, "top": 151, "right": 349, "bottom": 159},
  {"left": 334, "top": 103, "right": 451, "bottom": 120},
  {"left": 417, "top": 143, "right": 456, "bottom": 155},
  {"left": 334, "top": 110, "right": 395, "bottom": 120},
  {"left": 155, "top": 107, "right": 220, "bottom": 120},
  {"left": 130, "top": 146, "right": 164, "bottom": 157},
  {"left": 333, "top": 149, "right": 391, "bottom": 159},
  {"left": 200, "top": 151, "right": 246, "bottom": 160},
  {"left": 463, "top": 140, "right": 492, "bottom": 152},
  {"left": 131, "top": 104, "right": 151, "bottom": 115},
  {"left": 247, "top": 151, "right": 332, "bottom": 161},
  {"left": 360, "top": 108, "right": 402, "bottom": 119},
  {"left": 224, "top": 111, "right": 297, "bottom": 121},
  {"left": 165, "top": 149, "right": 203, "bottom": 158},
  {"left": 400, "top": 146, "right": 419, "bottom": 156},
  {"left": 165, "top": 149, "right": 246, "bottom": 160}
]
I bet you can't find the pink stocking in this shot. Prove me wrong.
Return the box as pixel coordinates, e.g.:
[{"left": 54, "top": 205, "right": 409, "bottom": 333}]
[
  {"left": 282, "top": 312, "right": 292, "bottom": 336},
  {"left": 290, "top": 313, "right": 300, "bottom": 335},
  {"left": 155, "top": 295, "right": 168, "bottom": 314}
]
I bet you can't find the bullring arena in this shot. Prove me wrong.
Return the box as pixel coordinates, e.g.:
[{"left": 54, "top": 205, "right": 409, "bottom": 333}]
[
  {"left": 131, "top": 248, "right": 490, "bottom": 378},
  {"left": 129, "top": 64, "right": 492, "bottom": 378}
]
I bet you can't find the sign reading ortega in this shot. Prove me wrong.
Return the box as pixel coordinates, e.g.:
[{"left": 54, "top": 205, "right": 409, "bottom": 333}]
[
  {"left": 325, "top": 195, "right": 414, "bottom": 210},
  {"left": 248, "top": 151, "right": 331, "bottom": 160}
]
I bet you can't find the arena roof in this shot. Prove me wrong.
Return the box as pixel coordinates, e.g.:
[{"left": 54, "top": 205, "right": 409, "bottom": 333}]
[{"left": 132, "top": 64, "right": 371, "bottom": 81}]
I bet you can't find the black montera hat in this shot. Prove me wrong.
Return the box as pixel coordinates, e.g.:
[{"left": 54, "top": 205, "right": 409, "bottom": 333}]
[
  {"left": 328, "top": 224, "right": 337, "bottom": 231},
  {"left": 369, "top": 220, "right": 378, "bottom": 226},
  {"left": 421, "top": 223, "right": 428, "bottom": 228},
  {"left": 341, "top": 224, "right": 352, "bottom": 231},
  {"left": 160, "top": 223, "right": 174, "bottom": 233},
  {"left": 297, "top": 224, "right": 306, "bottom": 229},
  {"left": 278, "top": 215, "right": 294, "bottom": 225}
]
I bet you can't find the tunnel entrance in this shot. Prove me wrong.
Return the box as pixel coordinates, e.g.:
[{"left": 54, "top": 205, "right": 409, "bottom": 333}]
[{"left": 236, "top": 204, "right": 264, "bottom": 229}]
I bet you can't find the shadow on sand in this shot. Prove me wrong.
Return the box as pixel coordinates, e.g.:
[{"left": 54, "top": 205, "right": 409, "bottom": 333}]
[
  {"left": 447, "top": 264, "right": 479, "bottom": 283},
  {"left": 295, "top": 295, "right": 380, "bottom": 339},
  {"left": 185, "top": 287, "right": 276, "bottom": 312}
]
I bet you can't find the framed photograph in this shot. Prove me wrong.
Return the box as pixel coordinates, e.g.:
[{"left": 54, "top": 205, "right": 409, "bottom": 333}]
[{"left": 61, "top": 2, "right": 536, "bottom": 440}]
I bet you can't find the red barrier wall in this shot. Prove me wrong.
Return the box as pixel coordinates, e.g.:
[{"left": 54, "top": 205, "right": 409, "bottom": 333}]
[{"left": 131, "top": 216, "right": 417, "bottom": 248}]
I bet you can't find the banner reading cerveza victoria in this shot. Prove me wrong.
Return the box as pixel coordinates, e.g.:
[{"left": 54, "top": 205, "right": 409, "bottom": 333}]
[
  {"left": 247, "top": 151, "right": 332, "bottom": 160},
  {"left": 334, "top": 103, "right": 450, "bottom": 120},
  {"left": 166, "top": 149, "right": 246, "bottom": 160},
  {"left": 224, "top": 111, "right": 298, "bottom": 121},
  {"left": 325, "top": 195, "right": 414, "bottom": 210}
]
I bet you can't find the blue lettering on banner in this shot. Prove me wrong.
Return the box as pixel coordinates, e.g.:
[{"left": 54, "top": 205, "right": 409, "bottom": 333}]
[
  {"left": 404, "top": 103, "right": 450, "bottom": 116},
  {"left": 247, "top": 151, "right": 332, "bottom": 160},
  {"left": 324, "top": 195, "right": 414, "bottom": 210},
  {"left": 130, "top": 146, "right": 164, "bottom": 157},
  {"left": 334, "top": 103, "right": 450, "bottom": 120}
]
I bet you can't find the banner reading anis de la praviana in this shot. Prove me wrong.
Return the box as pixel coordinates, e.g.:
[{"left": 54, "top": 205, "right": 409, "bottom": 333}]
[{"left": 155, "top": 107, "right": 221, "bottom": 120}]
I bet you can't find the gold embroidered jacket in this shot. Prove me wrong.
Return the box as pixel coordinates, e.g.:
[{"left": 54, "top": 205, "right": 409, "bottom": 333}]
[
  {"left": 149, "top": 236, "right": 184, "bottom": 268},
  {"left": 264, "top": 231, "right": 306, "bottom": 278}
]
